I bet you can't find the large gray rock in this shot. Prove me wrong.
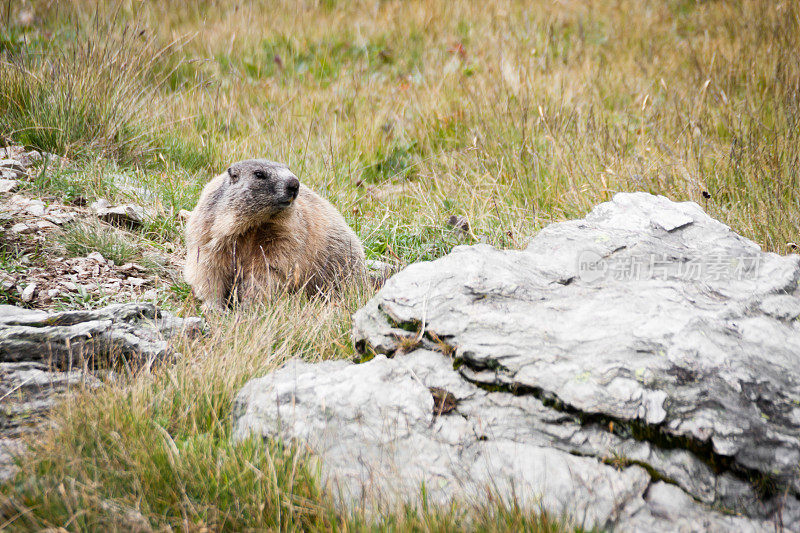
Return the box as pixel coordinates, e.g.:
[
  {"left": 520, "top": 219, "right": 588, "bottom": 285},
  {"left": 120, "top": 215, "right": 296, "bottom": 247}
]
[
  {"left": 0, "top": 303, "right": 202, "bottom": 366},
  {"left": 233, "top": 193, "right": 800, "bottom": 530}
]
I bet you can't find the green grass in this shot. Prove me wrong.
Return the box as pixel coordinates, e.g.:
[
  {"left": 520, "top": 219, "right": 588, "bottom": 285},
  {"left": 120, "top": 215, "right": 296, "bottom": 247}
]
[
  {"left": 0, "top": 244, "right": 28, "bottom": 276},
  {"left": 0, "top": 235, "right": 43, "bottom": 306},
  {"left": 52, "top": 220, "right": 176, "bottom": 288},
  {"left": 55, "top": 221, "right": 140, "bottom": 266},
  {"left": 1, "top": 0, "right": 799, "bottom": 529}
]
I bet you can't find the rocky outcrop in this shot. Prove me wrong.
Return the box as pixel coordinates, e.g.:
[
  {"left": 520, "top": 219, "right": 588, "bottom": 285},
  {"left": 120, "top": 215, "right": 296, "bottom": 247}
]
[
  {"left": 0, "top": 303, "right": 202, "bottom": 481},
  {"left": 0, "top": 303, "right": 202, "bottom": 367},
  {"left": 0, "top": 143, "right": 180, "bottom": 307},
  {"left": 233, "top": 193, "right": 800, "bottom": 531},
  {"left": 0, "top": 142, "right": 61, "bottom": 182}
]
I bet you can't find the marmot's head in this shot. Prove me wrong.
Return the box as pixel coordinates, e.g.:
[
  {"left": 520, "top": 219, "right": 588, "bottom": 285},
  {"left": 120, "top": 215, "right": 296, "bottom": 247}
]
[{"left": 223, "top": 159, "right": 301, "bottom": 223}]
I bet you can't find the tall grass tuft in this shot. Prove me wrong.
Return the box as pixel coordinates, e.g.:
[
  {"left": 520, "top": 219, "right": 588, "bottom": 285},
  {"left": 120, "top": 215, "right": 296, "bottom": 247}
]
[{"left": 0, "top": 16, "right": 181, "bottom": 165}]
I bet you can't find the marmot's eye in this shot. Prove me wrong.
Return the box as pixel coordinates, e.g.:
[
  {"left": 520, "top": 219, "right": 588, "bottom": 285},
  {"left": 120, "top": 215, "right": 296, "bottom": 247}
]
[{"left": 254, "top": 170, "right": 268, "bottom": 180}]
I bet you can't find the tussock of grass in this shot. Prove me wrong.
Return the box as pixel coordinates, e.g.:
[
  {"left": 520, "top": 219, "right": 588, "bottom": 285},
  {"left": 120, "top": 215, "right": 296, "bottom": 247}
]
[
  {"left": 0, "top": 20, "right": 163, "bottom": 164},
  {"left": 53, "top": 220, "right": 175, "bottom": 285},
  {"left": 0, "top": 10, "right": 220, "bottom": 171},
  {"left": 1, "top": 0, "right": 799, "bottom": 529},
  {"left": 55, "top": 221, "right": 140, "bottom": 266}
]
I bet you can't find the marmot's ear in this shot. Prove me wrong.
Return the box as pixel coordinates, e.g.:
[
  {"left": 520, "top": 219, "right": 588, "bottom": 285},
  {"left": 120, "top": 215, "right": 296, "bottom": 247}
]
[{"left": 227, "top": 166, "right": 239, "bottom": 183}]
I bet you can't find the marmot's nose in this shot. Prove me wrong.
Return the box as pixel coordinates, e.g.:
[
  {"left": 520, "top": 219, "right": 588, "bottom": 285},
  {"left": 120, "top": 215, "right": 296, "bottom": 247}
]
[{"left": 286, "top": 177, "right": 300, "bottom": 199}]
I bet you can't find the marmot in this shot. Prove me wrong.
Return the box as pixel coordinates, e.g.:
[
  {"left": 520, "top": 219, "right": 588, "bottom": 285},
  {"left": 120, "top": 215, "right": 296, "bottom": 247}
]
[{"left": 184, "top": 159, "right": 366, "bottom": 309}]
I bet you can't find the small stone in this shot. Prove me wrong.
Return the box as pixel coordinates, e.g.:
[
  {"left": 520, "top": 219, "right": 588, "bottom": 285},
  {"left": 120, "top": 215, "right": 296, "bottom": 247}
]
[
  {"left": 25, "top": 151, "right": 42, "bottom": 164},
  {"left": 44, "top": 213, "right": 76, "bottom": 225},
  {"left": 118, "top": 263, "right": 146, "bottom": 273},
  {"left": 141, "top": 289, "right": 158, "bottom": 301},
  {"left": 59, "top": 281, "right": 78, "bottom": 291},
  {"left": 36, "top": 220, "right": 57, "bottom": 231},
  {"left": 7, "top": 195, "right": 28, "bottom": 210},
  {"left": 86, "top": 252, "right": 107, "bottom": 264},
  {"left": 0, "top": 168, "right": 23, "bottom": 180},
  {"left": 95, "top": 204, "right": 145, "bottom": 227},
  {"left": 90, "top": 199, "right": 111, "bottom": 212},
  {"left": 47, "top": 289, "right": 60, "bottom": 298},
  {"left": 9, "top": 149, "right": 37, "bottom": 167},
  {"left": 25, "top": 201, "right": 45, "bottom": 217},
  {"left": 10, "top": 223, "right": 36, "bottom": 235},
  {"left": 0, "top": 179, "right": 19, "bottom": 193},
  {"left": 127, "top": 277, "right": 149, "bottom": 287},
  {"left": 20, "top": 283, "right": 37, "bottom": 303},
  {"left": 0, "top": 159, "right": 25, "bottom": 172}
]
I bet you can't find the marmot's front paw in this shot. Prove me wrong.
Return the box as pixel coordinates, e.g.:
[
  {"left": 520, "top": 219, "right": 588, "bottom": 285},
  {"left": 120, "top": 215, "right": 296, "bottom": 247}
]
[{"left": 201, "top": 300, "right": 227, "bottom": 313}]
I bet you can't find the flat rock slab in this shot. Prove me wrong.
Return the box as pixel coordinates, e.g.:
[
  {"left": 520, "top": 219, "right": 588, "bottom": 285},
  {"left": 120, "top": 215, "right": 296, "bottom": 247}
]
[
  {"left": 0, "top": 303, "right": 203, "bottom": 367},
  {"left": 234, "top": 193, "right": 800, "bottom": 530}
]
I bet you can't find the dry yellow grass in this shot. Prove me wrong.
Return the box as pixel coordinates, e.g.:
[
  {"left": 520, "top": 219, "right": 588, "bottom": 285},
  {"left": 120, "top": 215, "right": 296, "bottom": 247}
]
[{"left": 1, "top": 0, "right": 798, "bottom": 530}]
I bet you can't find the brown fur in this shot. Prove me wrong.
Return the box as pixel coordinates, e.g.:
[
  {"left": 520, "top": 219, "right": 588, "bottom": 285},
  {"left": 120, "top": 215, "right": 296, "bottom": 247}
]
[{"left": 184, "top": 160, "right": 366, "bottom": 309}]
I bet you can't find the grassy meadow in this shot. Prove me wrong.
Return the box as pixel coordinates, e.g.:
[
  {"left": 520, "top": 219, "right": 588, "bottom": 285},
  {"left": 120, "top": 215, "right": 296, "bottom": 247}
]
[{"left": 1, "top": 0, "right": 798, "bottom": 530}]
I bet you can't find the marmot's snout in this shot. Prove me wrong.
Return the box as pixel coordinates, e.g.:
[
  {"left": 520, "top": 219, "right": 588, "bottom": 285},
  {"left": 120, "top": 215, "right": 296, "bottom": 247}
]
[
  {"left": 275, "top": 176, "right": 299, "bottom": 208},
  {"left": 285, "top": 176, "right": 299, "bottom": 200}
]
